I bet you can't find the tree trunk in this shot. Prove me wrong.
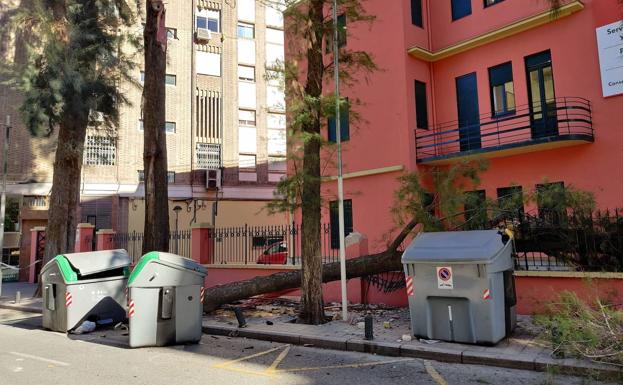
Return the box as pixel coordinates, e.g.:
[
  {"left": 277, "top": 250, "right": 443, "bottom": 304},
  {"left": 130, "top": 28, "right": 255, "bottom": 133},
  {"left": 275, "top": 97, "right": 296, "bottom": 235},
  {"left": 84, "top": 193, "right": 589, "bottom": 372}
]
[
  {"left": 142, "top": 0, "right": 170, "bottom": 253},
  {"left": 43, "top": 109, "right": 89, "bottom": 265},
  {"left": 204, "top": 249, "right": 404, "bottom": 313},
  {"left": 297, "top": 0, "right": 326, "bottom": 325},
  {"left": 203, "top": 221, "right": 421, "bottom": 314}
]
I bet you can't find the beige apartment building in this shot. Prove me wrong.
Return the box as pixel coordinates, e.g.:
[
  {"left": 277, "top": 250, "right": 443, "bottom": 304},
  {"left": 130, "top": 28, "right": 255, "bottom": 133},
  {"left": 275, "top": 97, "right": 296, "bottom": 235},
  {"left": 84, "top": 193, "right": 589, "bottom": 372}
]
[{"left": 0, "top": 0, "right": 289, "bottom": 268}]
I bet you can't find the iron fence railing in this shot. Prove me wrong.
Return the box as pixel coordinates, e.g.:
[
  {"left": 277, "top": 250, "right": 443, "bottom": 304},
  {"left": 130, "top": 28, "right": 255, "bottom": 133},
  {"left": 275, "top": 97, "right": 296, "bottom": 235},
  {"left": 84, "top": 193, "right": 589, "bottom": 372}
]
[
  {"left": 211, "top": 223, "right": 339, "bottom": 265},
  {"left": 415, "top": 97, "right": 593, "bottom": 162},
  {"left": 112, "top": 230, "right": 192, "bottom": 264}
]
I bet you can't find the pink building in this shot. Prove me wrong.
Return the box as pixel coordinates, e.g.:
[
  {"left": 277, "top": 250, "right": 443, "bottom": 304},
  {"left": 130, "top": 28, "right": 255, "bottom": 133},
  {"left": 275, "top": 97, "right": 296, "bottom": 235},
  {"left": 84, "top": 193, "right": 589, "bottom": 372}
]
[{"left": 305, "top": 0, "right": 623, "bottom": 255}]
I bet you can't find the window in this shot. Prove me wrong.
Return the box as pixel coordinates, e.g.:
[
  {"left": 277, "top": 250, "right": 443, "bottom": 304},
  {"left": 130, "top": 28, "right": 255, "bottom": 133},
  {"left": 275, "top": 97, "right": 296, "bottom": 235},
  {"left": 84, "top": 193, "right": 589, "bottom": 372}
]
[
  {"left": 167, "top": 28, "right": 177, "bottom": 39},
  {"left": 330, "top": 199, "right": 353, "bottom": 249},
  {"left": 268, "top": 156, "right": 286, "bottom": 173},
  {"left": 488, "top": 62, "right": 515, "bottom": 117},
  {"left": 239, "top": 154, "right": 256, "bottom": 171},
  {"left": 484, "top": 0, "right": 505, "bottom": 7},
  {"left": 238, "top": 109, "right": 256, "bottom": 126},
  {"left": 411, "top": 0, "right": 423, "bottom": 27},
  {"left": 238, "top": 39, "right": 256, "bottom": 64},
  {"left": 464, "top": 190, "right": 487, "bottom": 230},
  {"left": 237, "top": 23, "right": 255, "bottom": 39},
  {"left": 167, "top": 171, "right": 175, "bottom": 184},
  {"left": 196, "top": 51, "right": 221, "bottom": 76},
  {"left": 84, "top": 135, "right": 116, "bottom": 166},
  {"left": 239, "top": 126, "right": 257, "bottom": 153},
  {"left": 196, "top": 143, "right": 221, "bottom": 169},
  {"left": 197, "top": 9, "right": 220, "bottom": 33},
  {"left": 268, "top": 113, "right": 286, "bottom": 155},
  {"left": 265, "top": 1, "right": 284, "bottom": 28},
  {"left": 137, "top": 170, "right": 144, "bottom": 182},
  {"left": 239, "top": 82, "right": 257, "bottom": 108},
  {"left": 238, "top": 0, "right": 256, "bottom": 22},
  {"left": 238, "top": 65, "right": 255, "bottom": 81},
  {"left": 415, "top": 80, "right": 428, "bottom": 129},
  {"left": 165, "top": 74, "right": 177, "bottom": 86},
  {"left": 451, "top": 0, "right": 472, "bottom": 20},
  {"left": 328, "top": 98, "right": 349, "bottom": 142},
  {"left": 253, "top": 236, "right": 283, "bottom": 248},
  {"left": 326, "top": 14, "right": 347, "bottom": 53},
  {"left": 496, "top": 186, "right": 524, "bottom": 219},
  {"left": 139, "top": 120, "right": 176, "bottom": 133},
  {"left": 139, "top": 72, "right": 177, "bottom": 85},
  {"left": 165, "top": 121, "right": 176, "bottom": 133},
  {"left": 267, "top": 85, "right": 285, "bottom": 111}
]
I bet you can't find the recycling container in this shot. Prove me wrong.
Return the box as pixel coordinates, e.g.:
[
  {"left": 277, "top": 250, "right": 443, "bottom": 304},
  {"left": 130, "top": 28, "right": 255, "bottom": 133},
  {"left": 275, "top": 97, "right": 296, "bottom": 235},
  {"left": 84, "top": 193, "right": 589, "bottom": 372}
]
[
  {"left": 127, "top": 252, "right": 207, "bottom": 348},
  {"left": 40, "top": 249, "right": 131, "bottom": 332},
  {"left": 401, "top": 230, "right": 516, "bottom": 345}
]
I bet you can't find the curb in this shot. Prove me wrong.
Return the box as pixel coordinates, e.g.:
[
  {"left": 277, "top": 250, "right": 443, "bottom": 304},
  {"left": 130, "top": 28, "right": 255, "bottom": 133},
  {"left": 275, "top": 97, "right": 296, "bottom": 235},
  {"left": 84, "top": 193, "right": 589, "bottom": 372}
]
[
  {"left": 202, "top": 324, "right": 622, "bottom": 380},
  {"left": 0, "top": 303, "right": 42, "bottom": 314}
]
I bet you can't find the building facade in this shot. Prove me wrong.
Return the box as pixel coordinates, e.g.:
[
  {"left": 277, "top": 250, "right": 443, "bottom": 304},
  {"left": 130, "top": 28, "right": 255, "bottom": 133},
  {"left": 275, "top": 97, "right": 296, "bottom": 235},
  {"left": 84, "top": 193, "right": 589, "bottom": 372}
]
[
  {"left": 0, "top": 0, "right": 289, "bottom": 272},
  {"left": 306, "top": 0, "right": 623, "bottom": 253}
]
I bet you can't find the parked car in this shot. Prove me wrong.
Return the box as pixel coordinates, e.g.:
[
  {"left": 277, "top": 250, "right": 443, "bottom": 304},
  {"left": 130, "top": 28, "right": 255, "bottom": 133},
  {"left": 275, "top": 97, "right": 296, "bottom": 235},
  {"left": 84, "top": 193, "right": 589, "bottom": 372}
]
[{"left": 257, "top": 242, "right": 288, "bottom": 264}]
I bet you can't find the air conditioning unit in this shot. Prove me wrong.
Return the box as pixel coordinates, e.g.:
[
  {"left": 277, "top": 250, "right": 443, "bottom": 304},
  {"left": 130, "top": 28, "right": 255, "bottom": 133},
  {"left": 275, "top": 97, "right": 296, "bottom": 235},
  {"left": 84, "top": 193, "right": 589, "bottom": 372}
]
[
  {"left": 206, "top": 168, "right": 221, "bottom": 190},
  {"left": 195, "top": 28, "right": 212, "bottom": 42}
]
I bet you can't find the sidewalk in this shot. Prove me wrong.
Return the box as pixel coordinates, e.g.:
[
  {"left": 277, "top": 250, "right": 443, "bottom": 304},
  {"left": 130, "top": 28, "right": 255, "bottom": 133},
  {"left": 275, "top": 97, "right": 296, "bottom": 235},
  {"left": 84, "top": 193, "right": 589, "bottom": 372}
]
[
  {"left": 1, "top": 283, "right": 620, "bottom": 380},
  {"left": 202, "top": 303, "right": 622, "bottom": 380},
  {"left": 0, "top": 282, "right": 41, "bottom": 313}
]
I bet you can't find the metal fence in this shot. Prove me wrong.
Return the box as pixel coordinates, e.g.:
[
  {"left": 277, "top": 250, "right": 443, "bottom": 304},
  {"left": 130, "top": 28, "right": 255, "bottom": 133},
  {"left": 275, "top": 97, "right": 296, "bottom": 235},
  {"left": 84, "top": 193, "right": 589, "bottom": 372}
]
[
  {"left": 211, "top": 223, "right": 340, "bottom": 265},
  {"left": 112, "top": 230, "right": 192, "bottom": 264}
]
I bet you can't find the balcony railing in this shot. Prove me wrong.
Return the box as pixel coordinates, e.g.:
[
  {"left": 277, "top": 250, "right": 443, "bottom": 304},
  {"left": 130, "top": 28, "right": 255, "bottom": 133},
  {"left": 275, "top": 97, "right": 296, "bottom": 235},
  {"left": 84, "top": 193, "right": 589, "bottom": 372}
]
[{"left": 415, "top": 97, "right": 593, "bottom": 164}]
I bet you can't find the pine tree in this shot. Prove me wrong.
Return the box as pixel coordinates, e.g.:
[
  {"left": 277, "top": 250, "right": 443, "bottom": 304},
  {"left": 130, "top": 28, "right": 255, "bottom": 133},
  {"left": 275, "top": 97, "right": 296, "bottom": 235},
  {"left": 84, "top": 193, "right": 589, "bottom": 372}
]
[{"left": 1, "top": 0, "right": 138, "bottom": 265}]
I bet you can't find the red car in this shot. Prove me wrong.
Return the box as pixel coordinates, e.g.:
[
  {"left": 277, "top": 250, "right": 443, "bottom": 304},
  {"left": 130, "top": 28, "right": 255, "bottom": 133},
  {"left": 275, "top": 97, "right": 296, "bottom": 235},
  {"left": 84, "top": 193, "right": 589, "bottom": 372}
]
[{"left": 257, "top": 242, "right": 288, "bottom": 264}]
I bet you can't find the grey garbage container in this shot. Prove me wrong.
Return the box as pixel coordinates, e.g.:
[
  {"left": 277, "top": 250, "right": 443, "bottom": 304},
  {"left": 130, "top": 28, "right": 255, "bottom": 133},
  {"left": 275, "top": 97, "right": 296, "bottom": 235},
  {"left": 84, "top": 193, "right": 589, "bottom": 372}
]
[
  {"left": 127, "top": 252, "right": 207, "bottom": 348},
  {"left": 40, "top": 249, "right": 131, "bottom": 332},
  {"left": 401, "top": 230, "right": 516, "bottom": 345}
]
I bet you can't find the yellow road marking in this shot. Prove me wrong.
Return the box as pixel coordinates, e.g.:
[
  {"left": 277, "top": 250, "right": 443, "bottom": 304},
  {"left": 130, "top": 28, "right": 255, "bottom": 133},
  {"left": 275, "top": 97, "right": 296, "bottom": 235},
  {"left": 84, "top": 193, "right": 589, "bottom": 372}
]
[
  {"left": 266, "top": 345, "right": 291, "bottom": 373},
  {"left": 424, "top": 360, "right": 448, "bottom": 385},
  {"left": 213, "top": 345, "right": 286, "bottom": 369},
  {"left": 279, "top": 358, "right": 414, "bottom": 373}
]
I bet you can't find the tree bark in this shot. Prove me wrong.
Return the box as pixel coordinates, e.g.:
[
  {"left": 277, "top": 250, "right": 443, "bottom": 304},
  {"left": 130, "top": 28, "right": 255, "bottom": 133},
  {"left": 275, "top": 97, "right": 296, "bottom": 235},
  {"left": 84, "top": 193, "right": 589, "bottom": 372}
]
[
  {"left": 203, "top": 220, "right": 421, "bottom": 314},
  {"left": 204, "top": 249, "right": 404, "bottom": 314},
  {"left": 43, "top": 108, "right": 89, "bottom": 265},
  {"left": 298, "top": 0, "right": 326, "bottom": 325},
  {"left": 142, "top": 0, "right": 170, "bottom": 253}
]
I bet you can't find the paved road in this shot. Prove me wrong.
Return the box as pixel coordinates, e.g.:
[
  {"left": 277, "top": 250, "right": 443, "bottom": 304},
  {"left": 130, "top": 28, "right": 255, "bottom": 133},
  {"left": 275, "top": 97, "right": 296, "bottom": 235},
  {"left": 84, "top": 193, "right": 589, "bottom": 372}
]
[{"left": 0, "top": 309, "right": 608, "bottom": 385}]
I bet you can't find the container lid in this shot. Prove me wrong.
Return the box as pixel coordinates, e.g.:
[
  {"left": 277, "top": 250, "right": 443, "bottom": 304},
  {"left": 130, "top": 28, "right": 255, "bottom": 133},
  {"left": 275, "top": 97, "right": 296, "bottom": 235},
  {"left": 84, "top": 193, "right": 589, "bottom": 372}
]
[
  {"left": 60, "top": 249, "right": 131, "bottom": 278},
  {"left": 128, "top": 251, "right": 207, "bottom": 285},
  {"left": 401, "top": 230, "right": 506, "bottom": 264}
]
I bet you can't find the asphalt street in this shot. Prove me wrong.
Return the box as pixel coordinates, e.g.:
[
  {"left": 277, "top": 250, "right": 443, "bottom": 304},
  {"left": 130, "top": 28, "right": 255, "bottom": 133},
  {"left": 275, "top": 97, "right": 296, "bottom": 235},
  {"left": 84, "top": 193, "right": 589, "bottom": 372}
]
[{"left": 0, "top": 308, "right": 609, "bottom": 385}]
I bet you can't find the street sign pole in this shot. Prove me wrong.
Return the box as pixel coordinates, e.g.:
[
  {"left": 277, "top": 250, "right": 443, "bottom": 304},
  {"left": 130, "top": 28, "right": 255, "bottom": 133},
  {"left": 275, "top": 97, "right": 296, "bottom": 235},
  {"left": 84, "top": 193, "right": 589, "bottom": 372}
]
[{"left": 333, "top": 0, "right": 348, "bottom": 322}]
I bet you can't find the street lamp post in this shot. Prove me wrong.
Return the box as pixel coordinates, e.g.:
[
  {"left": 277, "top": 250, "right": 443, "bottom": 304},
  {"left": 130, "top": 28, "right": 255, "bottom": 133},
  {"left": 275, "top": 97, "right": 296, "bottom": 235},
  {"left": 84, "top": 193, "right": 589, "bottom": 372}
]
[
  {"left": 0, "top": 116, "right": 10, "bottom": 258},
  {"left": 173, "top": 205, "right": 182, "bottom": 254},
  {"left": 333, "top": 1, "right": 348, "bottom": 322}
]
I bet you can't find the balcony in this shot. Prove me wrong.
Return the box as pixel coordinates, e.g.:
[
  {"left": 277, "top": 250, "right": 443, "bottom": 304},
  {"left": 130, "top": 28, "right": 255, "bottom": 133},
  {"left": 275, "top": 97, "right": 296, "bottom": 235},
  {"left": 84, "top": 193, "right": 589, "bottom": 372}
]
[{"left": 415, "top": 97, "right": 593, "bottom": 165}]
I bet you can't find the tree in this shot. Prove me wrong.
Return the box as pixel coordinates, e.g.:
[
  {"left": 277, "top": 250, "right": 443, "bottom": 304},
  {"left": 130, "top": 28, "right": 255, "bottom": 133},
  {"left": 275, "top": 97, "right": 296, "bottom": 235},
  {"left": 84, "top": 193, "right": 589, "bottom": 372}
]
[
  {"left": 266, "top": 0, "right": 376, "bottom": 324},
  {"left": 141, "top": 0, "right": 170, "bottom": 253},
  {"left": 1, "top": 0, "right": 138, "bottom": 265}
]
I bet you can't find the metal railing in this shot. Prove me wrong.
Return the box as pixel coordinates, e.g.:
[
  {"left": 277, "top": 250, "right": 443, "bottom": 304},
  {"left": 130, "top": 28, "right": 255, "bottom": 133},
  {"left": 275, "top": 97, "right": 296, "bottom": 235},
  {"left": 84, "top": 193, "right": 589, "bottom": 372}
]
[
  {"left": 211, "top": 223, "right": 340, "bottom": 265},
  {"left": 415, "top": 97, "right": 593, "bottom": 162},
  {"left": 112, "top": 230, "right": 192, "bottom": 264}
]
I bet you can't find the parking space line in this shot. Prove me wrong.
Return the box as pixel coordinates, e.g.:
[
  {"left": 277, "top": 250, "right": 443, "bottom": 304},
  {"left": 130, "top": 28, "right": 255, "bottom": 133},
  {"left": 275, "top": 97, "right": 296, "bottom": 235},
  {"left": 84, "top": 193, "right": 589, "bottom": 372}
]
[
  {"left": 9, "top": 352, "right": 70, "bottom": 367},
  {"left": 424, "top": 360, "right": 448, "bottom": 385},
  {"left": 266, "top": 345, "right": 291, "bottom": 373},
  {"left": 279, "top": 358, "right": 414, "bottom": 373},
  {"left": 213, "top": 345, "right": 286, "bottom": 369}
]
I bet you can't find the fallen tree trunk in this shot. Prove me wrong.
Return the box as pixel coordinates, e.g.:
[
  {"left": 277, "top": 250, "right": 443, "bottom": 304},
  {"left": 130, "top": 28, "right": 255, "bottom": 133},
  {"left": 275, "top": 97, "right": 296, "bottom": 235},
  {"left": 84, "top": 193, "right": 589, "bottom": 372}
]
[{"left": 203, "top": 221, "right": 420, "bottom": 313}]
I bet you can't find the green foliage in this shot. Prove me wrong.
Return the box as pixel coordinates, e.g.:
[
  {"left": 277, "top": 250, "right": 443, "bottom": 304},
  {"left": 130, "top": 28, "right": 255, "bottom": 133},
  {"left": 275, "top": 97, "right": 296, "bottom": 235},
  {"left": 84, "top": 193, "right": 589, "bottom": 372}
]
[
  {"left": 536, "top": 291, "right": 623, "bottom": 369},
  {"left": 267, "top": 0, "right": 378, "bottom": 215},
  {"left": 1, "top": 0, "right": 139, "bottom": 137},
  {"left": 391, "top": 159, "right": 489, "bottom": 231},
  {"left": 3, "top": 197, "right": 20, "bottom": 232}
]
